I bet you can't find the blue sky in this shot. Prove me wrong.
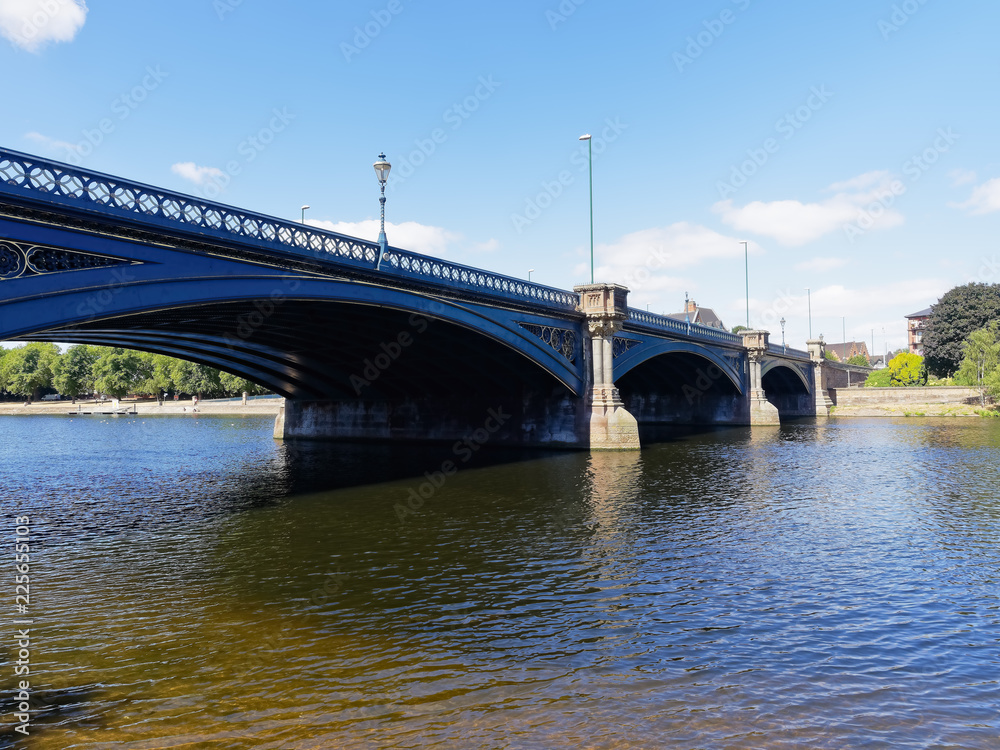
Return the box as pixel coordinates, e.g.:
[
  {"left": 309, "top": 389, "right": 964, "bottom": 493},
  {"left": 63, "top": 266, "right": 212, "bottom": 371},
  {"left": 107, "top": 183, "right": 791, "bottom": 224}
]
[{"left": 3, "top": 0, "right": 999, "bottom": 352}]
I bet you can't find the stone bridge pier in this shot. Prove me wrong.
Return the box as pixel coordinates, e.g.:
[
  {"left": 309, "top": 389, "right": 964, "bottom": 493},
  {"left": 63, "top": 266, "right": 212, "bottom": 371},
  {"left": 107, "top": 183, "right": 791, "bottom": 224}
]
[
  {"left": 574, "top": 284, "right": 641, "bottom": 450},
  {"left": 741, "top": 329, "right": 781, "bottom": 425}
]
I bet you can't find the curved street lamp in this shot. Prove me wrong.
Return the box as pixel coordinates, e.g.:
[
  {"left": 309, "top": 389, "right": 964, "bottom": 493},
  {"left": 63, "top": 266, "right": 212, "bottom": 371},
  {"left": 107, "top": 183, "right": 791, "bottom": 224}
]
[{"left": 373, "top": 152, "right": 391, "bottom": 269}]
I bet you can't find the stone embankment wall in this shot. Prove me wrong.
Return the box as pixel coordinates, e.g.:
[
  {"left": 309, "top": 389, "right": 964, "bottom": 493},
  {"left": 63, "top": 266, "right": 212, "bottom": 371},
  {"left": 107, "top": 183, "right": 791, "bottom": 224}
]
[
  {"left": 827, "top": 386, "right": 985, "bottom": 417},
  {"left": 830, "top": 387, "right": 980, "bottom": 406}
]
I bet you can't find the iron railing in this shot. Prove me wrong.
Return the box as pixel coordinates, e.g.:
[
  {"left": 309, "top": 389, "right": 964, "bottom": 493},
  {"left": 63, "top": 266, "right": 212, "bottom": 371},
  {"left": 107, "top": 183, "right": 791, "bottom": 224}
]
[
  {"left": 0, "top": 148, "right": 578, "bottom": 311},
  {"left": 627, "top": 308, "right": 742, "bottom": 345}
]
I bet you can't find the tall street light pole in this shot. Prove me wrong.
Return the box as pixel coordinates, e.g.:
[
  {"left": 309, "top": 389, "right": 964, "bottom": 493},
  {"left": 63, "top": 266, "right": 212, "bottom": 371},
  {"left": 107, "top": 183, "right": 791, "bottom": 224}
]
[
  {"left": 579, "top": 134, "right": 593, "bottom": 284},
  {"left": 806, "top": 288, "right": 812, "bottom": 339},
  {"left": 373, "top": 152, "right": 391, "bottom": 270},
  {"left": 300, "top": 204, "right": 310, "bottom": 223},
  {"left": 741, "top": 241, "right": 749, "bottom": 328}
]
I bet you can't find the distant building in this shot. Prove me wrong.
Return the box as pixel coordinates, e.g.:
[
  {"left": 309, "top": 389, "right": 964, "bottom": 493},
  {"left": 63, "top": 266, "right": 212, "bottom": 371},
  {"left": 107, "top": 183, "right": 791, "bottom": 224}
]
[
  {"left": 667, "top": 299, "right": 726, "bottom": 330},
  {"left": 869, "top": 353, "right": 887, "bottom": 369},
  {"left": 905, "top": 307, "right": 932, "bottom": 355},
  {"left": 826, "top": 341, "right": 870, "bottom": 363}
]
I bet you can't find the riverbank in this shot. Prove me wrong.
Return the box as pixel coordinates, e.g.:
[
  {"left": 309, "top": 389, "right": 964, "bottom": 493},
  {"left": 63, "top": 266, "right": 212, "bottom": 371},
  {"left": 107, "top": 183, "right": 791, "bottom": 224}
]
[
  {"left": 0, "top": 397, "right": 283, "bottom": 416},
  {"left": 829, "top": 386, "right": 995, "bottom": 417}
]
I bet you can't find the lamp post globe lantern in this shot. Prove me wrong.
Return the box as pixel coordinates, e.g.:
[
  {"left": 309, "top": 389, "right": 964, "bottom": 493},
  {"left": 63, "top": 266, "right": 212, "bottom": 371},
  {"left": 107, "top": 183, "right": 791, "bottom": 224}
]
[
  {"left": 373, "top": 152, "right": 391, "bottom": 268},
  {"left": 780, "top": 317, "right": 786, "bottom": 353}
]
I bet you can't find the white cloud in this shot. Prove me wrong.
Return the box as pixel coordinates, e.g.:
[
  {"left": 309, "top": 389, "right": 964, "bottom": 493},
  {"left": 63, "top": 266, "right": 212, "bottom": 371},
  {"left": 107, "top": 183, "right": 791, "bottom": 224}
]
[
  {"left": 171, "top": 162, "right": 225, "bottom": 187},
  {"left": 713, "top": 171, "right": 904, "bottom": 246},
  {"left": 572, "top": 222, "right": 749, "bottom": 300},
  {"left": 24, "top": 131, "right": 79, "bottom": 159},
  {"left": 307, "top": 219, "right": 461, "bottom": 258},
  {"left": 951, "top": 177, "right": 1000, "bottom": 215},
  {"left": 949, "top": 168, "right": 977, "bottom": 187},
  {"left": 793, "top": 256, "right": 847, "bottom": 273},
  {"left": 0, "top": 0, "right": 87, "bottom": 53}
]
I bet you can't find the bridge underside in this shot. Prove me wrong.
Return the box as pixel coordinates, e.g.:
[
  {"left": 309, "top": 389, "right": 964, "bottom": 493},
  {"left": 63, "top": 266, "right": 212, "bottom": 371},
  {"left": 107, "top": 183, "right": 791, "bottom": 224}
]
[
  {"left": 21, "top": 298, "right": 592, "bottom": 448},
  {"left": 616, "top": 351, "right": 749, "bottom": 426}
]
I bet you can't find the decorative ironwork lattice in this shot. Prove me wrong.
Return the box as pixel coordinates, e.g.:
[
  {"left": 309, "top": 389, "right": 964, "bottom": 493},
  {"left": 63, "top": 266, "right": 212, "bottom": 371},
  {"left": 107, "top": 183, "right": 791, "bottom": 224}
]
[
  {"left": 519, "top": 322, "right": 577, "bottom": 363},
  {"left": 0, "top": 148, "right": 578, "bottom": 310},
  {"left": 0, "top": 240, "right": 135, "bottom": 280},
  {"left": 612, "top": 337, "right": 642, "bottom": 358}
]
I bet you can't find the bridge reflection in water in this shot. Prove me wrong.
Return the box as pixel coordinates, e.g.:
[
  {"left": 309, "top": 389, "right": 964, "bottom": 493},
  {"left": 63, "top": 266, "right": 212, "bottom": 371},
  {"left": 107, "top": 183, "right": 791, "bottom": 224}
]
[{"left": 0, "top": 147, "right": 852, "bottom": 449}]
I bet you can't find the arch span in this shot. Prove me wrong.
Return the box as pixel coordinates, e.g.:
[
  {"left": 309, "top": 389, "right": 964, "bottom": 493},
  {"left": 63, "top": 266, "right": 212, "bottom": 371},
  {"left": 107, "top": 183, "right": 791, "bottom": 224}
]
[
  {"left": 614, "top": 342, "right": 748, "bottom": 426},
  {"left": 7, "top": 277, "right": 586, "bottom": 399}
]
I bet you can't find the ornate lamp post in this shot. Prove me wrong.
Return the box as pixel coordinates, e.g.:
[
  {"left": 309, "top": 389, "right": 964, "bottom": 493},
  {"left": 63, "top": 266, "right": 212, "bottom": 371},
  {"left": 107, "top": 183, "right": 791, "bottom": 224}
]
[
  {"left": 780, "top": 316, "right": 786, "bottom": 353},
  {"left": 579, "top": 134, "right": 594, "bottom": 284},
  {"left": 373, "top": 152, "right": 391, "bottom": 269}
]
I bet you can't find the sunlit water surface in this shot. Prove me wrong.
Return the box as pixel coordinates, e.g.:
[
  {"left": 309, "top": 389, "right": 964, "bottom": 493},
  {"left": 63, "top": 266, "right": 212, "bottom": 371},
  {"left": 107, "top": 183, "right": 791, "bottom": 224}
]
[{"left": 1, "top": 415, "right": 999, "bottom": 749}]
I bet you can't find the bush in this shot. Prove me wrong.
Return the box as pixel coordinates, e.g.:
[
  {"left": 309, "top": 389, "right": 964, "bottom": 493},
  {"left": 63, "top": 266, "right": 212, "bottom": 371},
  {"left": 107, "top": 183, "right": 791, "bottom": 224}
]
[
  {"left": 889, "top": 352, "right": 927, "bottom": 387},
  {"left": 865, "top": 368, "right": 892, "bottom": 387}
]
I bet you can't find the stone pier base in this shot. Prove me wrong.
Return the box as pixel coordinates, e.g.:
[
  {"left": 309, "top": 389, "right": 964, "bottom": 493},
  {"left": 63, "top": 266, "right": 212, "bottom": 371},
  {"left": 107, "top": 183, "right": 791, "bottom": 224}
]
[
  {"left": 588, "top": 387, "right": 640, "bottom": 450},
  {"left": 747, "top": 392, "right": 781, "bottom": 425}
]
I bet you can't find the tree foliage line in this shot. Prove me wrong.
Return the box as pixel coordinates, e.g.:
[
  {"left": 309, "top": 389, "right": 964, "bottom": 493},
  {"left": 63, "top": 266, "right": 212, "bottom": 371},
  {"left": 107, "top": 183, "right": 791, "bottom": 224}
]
[
  {"left": 0, "top": 344, "right": 270, "bottom": 401},
  {"left": 864, "top": 283, "right": 1000, "bottom": 402}
]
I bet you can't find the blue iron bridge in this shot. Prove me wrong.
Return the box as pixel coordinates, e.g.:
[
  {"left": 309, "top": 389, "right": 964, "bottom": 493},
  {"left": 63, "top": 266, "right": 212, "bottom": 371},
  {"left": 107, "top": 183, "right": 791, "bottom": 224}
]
[{"left": 0, "top": 148, "right": 825, "bottom": 449}]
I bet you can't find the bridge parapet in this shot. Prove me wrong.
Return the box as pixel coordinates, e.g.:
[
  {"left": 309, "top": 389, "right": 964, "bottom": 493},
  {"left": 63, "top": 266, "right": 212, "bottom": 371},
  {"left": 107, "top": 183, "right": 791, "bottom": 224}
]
[
  {"left": 766, "top": 342, "right": 810, "bottom": 359},
  {"left": 626, "top": 308, "right": 741, "bottom": 345},
  {"left": 0, "top": 148, "right": 577, "bottom": 311}
]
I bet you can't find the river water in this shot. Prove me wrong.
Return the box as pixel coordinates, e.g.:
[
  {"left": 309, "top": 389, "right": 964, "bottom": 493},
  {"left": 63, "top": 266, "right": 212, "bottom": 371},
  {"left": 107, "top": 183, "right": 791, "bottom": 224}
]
[{"left": 1, "top": 414, "right": 998, "bottom": 749}]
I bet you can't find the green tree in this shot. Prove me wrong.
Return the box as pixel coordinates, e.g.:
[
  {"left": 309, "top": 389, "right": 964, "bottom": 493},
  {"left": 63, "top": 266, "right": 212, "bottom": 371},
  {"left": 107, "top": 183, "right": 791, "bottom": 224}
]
[
  {"left": 169, "top": 359, "right": 222, "bottom": 399},
  {"left": 824, "top": 349, "right": 839, "bottom": 361},
  {"left": 846, "top": 353, "right": 870, "bottom": 367},
  {"left": 955, "top": 322, "right": 1000, "bottom": 407},
  {"left": 888, "top": 352, "right": 927, "bottom": 387},
  {"left": 139, "top": 353, "right": 176, "bottom": 402},
  {"left": 731, "top": 325, "right": 749, "bottom": 334},
  {"left": 864, "top": 368, "right": 892, "bottom": 387},
  {"left": 0, "top": 343, "right": 60, "bottom": 399},
  {"left": 923, "top": 283, "right": 1000, "bottom": 377},
  {"left": 92, "top": 348, "right": 151, "bottom": 399},
  {"left": 53, "top": 344, "right": 100, "bottom": 398},
  {"left": 218, "top": 371, "right": 269, "bottom": 397}
]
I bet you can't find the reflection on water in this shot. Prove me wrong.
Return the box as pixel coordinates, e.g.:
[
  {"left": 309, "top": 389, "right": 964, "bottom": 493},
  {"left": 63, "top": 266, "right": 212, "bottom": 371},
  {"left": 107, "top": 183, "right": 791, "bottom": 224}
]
[{"left": 1, "top": 416, "right": 999, "bottom": 748}]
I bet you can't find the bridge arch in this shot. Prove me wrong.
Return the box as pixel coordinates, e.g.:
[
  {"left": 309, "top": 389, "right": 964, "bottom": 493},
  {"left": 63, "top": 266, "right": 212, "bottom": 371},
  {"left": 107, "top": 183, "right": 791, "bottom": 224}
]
[
  {"left": 611, "top": 339, "right": 747, "bottom": 426},
  {"left": 760, "top": 360, "right": 814, "bottom": 419},
  {"left": 9, "top": 275, "right": 586, "bottom": 399}
]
